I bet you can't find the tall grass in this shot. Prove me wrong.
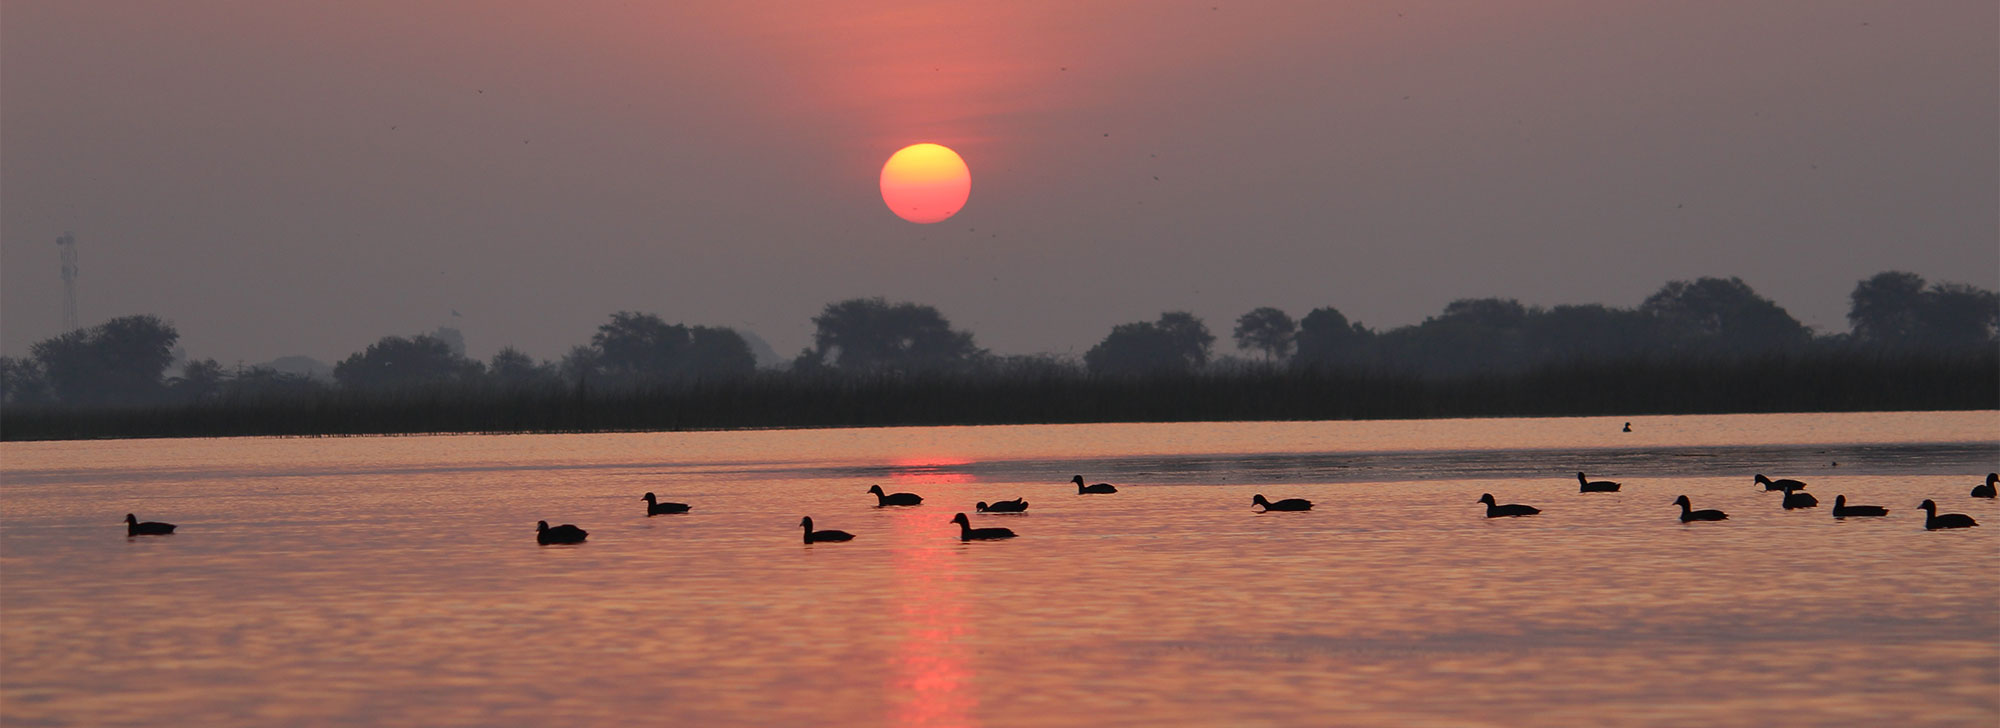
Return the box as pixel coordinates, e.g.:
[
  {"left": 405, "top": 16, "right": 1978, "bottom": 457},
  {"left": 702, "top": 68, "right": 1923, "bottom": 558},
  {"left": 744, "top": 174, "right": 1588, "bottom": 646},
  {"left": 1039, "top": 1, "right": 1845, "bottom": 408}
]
[{"left": 3, "top": 350, "right": 1992, "bottom": 441}]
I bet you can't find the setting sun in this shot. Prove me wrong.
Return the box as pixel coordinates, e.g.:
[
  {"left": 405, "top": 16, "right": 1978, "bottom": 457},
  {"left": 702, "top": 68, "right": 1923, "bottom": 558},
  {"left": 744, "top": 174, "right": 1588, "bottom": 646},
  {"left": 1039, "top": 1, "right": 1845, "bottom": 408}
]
[{"left": 880, "top": 143, "right": 970, "bottom": 224}]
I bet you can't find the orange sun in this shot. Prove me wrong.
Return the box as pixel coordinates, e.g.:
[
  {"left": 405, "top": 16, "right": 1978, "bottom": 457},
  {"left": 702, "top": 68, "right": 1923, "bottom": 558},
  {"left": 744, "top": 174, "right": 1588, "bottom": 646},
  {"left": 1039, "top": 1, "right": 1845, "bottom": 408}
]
[{"left": 880, "top": 143, "right": 970, "bottom": 224}]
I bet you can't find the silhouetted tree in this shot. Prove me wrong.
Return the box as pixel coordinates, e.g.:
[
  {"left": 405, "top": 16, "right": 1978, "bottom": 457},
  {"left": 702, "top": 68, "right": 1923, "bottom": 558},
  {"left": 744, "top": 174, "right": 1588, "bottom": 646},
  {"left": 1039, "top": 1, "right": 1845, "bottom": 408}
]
[
  {"left": 1085, "top": 311, "right": 1214, "bottom": 376},
  {"left": 589, "top": 312, "right": 755, "bottom": 385},
  {"left": 1849, "top": 272, "right": 1998, "bottom": 350},
  {"left": 1641, "top": 277, "right": 1808, "bottom": 354},
  {"left": 30, "top": 314, "right": 180, "bottom": 405},
  {"left": 1848, "top": 271, "right": 1927, "bottom": 347},
  {"left": 334, "top": 334, "right": 484, "bottom": 390},
  {"left": 168, "top": 359, "right": 227, "bottom": 403},
  {"left": 805, "top": 298, "right": 983, "bottom": 374},
  {"left": 489, "top": 347, "right": 559, "bottom": 388},
  {"left": 1293, "top": 306, "right": 1373, "bottom": 368},
  {"left": 1525, "top": 304, "right": 1660, "bottom": 362},
  {"left": 224, "top": 366, "right": 328, "bottom": 400},
  {"left": 1233, "top": 307, "right": 1297, "bottom": 361},
  {"left": 0, "top": 357, "right": 52, "bottom": 405}
]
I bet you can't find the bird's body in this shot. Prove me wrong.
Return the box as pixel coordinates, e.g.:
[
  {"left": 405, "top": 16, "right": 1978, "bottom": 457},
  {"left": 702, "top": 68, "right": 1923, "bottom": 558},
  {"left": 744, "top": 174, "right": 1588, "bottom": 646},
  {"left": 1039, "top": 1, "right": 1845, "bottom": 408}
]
[
  {"left": 1754, "top": 474, "right": 1806, "bottom": 491},
  {"left": 1072, "top": 475, "right": 1118, "bottom": 494},
  {"left": 1673, "top": 495, "right": 1728, "bottom": 522},
  {"left": 1779, "top": 485, "right": 1819, "bottom": 510},
  {"left": 976, "top": 498, "right": 1029, "bottom": 513},
  {"left": 868, "top": 484, "right": 923, "bottom": 507},
  {"left": 950, "top": 513, "right": 1017, "bottom": 541},
  {"left": 1919, "top": 500, "right": 1978, "bottom": 530},
  {"left": 1577, "top": 472, "right": 1621, "bottom": 493},
  {"left": 1831, "top": 495, "right": 1887, "bottom": 518},
  {"left": 641, "top": 492, "right": 691, "bottom": 515},
  {"left": 536, "top": 520, "right": 588, "bottom": 545},
  {"left": 1477, "top": 493, "right": 1540, "bottom": 517},
  {"left": 1972, "top": 473, "right": 1997, "bottom": 499},
  {"left": 124, "top": 513, "right": 175, "bottom": 536},
  {"left": 800, "top": 516, "right": 855, "bottom": 543},
  {"left": 1252, "top": 494, "right": 1313, "bottom": 512}
]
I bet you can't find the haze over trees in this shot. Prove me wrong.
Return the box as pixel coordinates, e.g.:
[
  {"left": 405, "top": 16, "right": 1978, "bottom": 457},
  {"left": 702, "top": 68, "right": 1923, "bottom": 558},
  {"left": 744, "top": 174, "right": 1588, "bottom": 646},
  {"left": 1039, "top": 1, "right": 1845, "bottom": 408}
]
[{"left": 3, "top": 271, "right": 1992, "bottom": 435}]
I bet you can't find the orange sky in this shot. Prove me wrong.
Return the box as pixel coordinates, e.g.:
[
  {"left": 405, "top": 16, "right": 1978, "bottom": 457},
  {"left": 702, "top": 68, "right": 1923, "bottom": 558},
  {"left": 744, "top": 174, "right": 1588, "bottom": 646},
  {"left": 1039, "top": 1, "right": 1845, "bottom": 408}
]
[{"left": 3, "top": 1, "right": 1994, "bottom": 365}]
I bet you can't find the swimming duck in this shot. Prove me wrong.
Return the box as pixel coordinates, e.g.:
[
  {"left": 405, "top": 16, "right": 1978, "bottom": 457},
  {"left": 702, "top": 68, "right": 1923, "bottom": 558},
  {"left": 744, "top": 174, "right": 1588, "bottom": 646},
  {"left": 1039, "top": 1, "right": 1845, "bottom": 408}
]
[
  {"left": 641, "top": 492, "right": 691, "bottom": 515},
  {"left": 1830, "top": 495, "right": 1887, "bottom": 518},
  {"left": 976, "top": 498, "right": 1029, "bottom": 513},
  {"left": 1754, "top": 474, "right": 1806, "bottom": 491},
  {"left": 1577, "top": 472, "right": 1621, "bottom": 493},
  {"left": 800, "top": 516, "right": 855, "bottom": 543},
  {"left": 1622, "top": 422, "right": 1631, "bottom": 432},
  {"left": 1252, "top": 494, "right": 1313, "bottom": 512},
  {"left": 536, "top": 520, "right": 588, "bottom": 545},
  {"left": 1918, "top": 500, "right": 1978, "bottom": 530},
  {"left": 1477, "top": 493, "right": 1540, "bottom": 517},
  {"left": 124, "top": 513, "right": 176, "bottom": 536},
  {"left": 1779, "top": 484, "right": 1819, "bottom": 510},
  {"left": 867, "top": 484, "right": 923, "bottom": 507},
  {"left": 1072, "top": 475, "right": 1118, "bottom": 494},
  {"left": 1673, "top": 495, "right": 1727, "bottom": 522},
  {"left": 1973, "top": 473, "right": 1997, "bottom": 499},
  {"left": 950, "top": 513, "right": 1017, "bottom": 541}
]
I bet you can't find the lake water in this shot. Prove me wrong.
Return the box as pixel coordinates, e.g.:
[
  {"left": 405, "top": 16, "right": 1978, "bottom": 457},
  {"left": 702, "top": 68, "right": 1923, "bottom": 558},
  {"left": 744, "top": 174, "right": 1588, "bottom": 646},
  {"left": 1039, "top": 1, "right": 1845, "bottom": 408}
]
[{"left": 3, "top": 412, "right": 1997, "bottom": 727}]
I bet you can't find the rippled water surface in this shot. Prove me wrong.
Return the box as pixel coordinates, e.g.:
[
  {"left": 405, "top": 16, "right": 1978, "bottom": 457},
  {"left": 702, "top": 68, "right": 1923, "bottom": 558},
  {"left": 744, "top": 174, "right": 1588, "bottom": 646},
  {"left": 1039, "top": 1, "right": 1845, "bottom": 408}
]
[{"left": 4, "top": 412, "right": 1997, "bottom": 726}]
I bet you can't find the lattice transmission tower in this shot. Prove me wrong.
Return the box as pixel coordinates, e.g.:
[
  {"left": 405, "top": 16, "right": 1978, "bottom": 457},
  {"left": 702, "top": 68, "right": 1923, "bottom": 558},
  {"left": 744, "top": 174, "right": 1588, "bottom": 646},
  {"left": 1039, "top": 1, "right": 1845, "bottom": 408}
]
[{"left": 57, "top": 232, "right": 79, "bottom": 332}]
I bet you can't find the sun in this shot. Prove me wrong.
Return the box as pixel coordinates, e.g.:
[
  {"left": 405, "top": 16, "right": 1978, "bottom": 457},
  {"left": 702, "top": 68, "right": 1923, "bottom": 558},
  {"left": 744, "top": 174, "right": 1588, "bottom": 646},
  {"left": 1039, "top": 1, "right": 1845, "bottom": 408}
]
[{"left": 880, "top": 143, "right": 970, "bottom": 224}]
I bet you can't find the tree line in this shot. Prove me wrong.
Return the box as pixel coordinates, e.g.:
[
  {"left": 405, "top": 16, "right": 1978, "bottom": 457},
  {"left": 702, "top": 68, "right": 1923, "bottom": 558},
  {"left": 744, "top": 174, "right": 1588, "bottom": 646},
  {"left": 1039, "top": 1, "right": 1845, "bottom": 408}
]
[{"left": 0, "top": 271, "right": 1993, "bottom": 431}]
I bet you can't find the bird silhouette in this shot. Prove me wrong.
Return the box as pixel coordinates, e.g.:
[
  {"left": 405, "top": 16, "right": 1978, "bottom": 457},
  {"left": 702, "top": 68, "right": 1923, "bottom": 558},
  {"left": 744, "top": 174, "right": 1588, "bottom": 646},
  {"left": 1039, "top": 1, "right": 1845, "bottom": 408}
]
[
  {"left": 1830, "top": 495, "right": 1887, "bottom": 518},
  {"left": 125, "top": 513, "right": 176, "bottom": 536},
  {"left": 1918, "top": 500, "right": 1978, "bottom": 530},
  {"left": 1754, "top": 474, "right": 1806, "bottom": 491},
  {"left": 1673, "top": 496, "right": 1727, "bottom": 522},
  {"left": 950, "top": 513, "right": 1017, "bottom": 541},
  {"left": 976, "top": 498, "right": 1029, "bottom": 513},
  {"left": 800, "top": 516, "right": 855, "bottom": 544},
  {"left": 1252, "top": 494, "right": 1312, "bottom": 512},
  {"left": 1577, "top": 472, "right": 1621, "bottom": 493},
  {"left": 1072, "top": 475, "right": 1118, "bottom": 494},
  {"left": 867, "top": 485, "right": 923, "bottom": 507},
  {"left": 536, "top": 520, "right": 588, "bottom": 545},
  {"left": 641, "top": 492, "right": 691, "bottom": 515},
  {"left": 1477, "top": 494, "right": 1540, "bottom": 517}
]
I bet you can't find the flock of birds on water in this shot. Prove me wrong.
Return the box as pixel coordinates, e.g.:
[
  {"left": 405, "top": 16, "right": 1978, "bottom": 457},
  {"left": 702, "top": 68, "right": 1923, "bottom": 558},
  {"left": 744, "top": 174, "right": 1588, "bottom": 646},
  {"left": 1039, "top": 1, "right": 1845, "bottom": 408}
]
[{"left": 122, "top": 472, "right": 1998, "bottom": 544}]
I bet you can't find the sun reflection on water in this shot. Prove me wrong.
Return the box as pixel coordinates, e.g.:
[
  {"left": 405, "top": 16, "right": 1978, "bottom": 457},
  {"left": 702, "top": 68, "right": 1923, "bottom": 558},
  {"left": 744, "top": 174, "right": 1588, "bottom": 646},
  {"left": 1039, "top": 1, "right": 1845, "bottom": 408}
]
[{"left": 888, "top": 508, "right": 977, "bottom": 728}]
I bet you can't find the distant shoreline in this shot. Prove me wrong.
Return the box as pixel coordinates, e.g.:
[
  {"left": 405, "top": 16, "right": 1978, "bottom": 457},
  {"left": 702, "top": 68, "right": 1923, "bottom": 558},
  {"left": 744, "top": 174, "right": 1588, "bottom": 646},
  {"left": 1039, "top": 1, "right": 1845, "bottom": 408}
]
[{"left": 5, "top": 352, "right": 1992, "bottom": 442}]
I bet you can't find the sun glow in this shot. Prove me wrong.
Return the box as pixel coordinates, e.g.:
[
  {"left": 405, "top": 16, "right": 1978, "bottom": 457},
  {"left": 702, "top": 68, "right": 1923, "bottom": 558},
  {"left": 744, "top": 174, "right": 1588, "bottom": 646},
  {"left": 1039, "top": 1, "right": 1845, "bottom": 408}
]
[{"left": 880, "top": 143, "right": 971, "bottom": 224}]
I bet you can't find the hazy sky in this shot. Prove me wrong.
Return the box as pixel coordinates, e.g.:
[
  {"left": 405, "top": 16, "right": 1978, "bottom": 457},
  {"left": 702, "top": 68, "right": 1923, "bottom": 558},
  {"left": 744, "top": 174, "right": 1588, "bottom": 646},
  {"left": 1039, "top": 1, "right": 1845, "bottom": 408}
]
[{"left": 5, "top": 1, "right": 1995, "bottom": 366}]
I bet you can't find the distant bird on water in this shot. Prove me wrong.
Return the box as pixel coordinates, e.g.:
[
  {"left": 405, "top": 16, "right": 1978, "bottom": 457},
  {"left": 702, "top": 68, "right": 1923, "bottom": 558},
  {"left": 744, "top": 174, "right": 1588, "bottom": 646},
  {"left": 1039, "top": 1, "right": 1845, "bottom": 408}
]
[
  {"left": 867, "top": 484, "right": 923, "bottom": 507},
  {"left": 1673, "top": 495, "right": 1728, "bottom": 523},
  {"left": 1072, "top": 475, "right": 1118, "bottom": 494},
  {"left": 1831, "top": 495, "right": 1887, "bottom": 518},
  {"left": 1252, "top": 494, "right": 1313, "bottom": 512},
  {"left": 536, "top": 520, "right": 588, "bottom": 545},
  {"left": 1754, "top": 474, "right": 1806, "bottom": 491},
  {"left": 125, "top": 513, "right": 176, "bottom": 536},
  {"left": 641, "top": 492, "right": 691, "bottom": 515},
  {"left": 1918, "top": 500, "right": 1978, "bottom": 530},
  {"left": 1622, "top": 422, "right": 1632, "bottom": 432},
  {"left": 949, "top": 513, "right": 1017, "bottom": 541},
  {"left": 799, "top": 516, "right": 855, "bottom": 544},
  {"left": 1577, "top": 472, "right": 1621, "bottom": 493},
  {"left": 1972, "top": 473, "right": 1998, "bottom": 499},
  {"left": 976, "top": 498, "right": 1029, "bottom": 513},
  {"left": 1777, "top": 485, "right": 1818, "bottom": 510},
  {"left": 1477, "top": 494, "right": 1540, "bottom": 517}
]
